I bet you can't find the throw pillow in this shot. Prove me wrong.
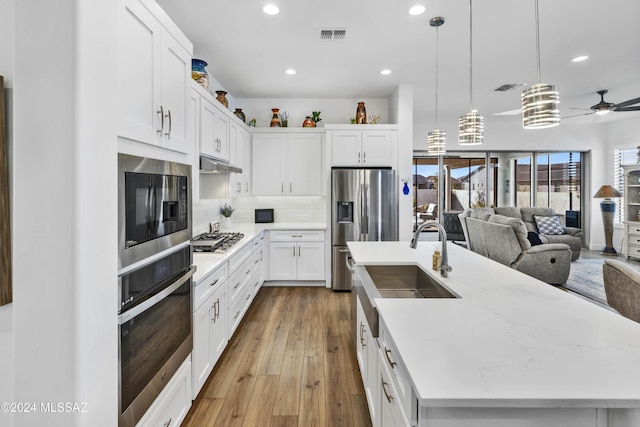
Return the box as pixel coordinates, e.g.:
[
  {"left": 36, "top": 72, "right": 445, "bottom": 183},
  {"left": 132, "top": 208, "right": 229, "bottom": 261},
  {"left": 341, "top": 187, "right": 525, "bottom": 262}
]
[
  {"left": 534, "top": 215, "right": 565, "bottom": 235},
  {"left": 527, "top": 231, "right": 543, "bottom": 246}
]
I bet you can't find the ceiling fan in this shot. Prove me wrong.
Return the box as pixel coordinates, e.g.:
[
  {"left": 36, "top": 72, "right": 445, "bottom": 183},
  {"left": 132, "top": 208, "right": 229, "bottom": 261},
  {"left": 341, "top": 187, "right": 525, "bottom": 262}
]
[{"left": 564, "top": 90, "right": 640, "bottom": 119}]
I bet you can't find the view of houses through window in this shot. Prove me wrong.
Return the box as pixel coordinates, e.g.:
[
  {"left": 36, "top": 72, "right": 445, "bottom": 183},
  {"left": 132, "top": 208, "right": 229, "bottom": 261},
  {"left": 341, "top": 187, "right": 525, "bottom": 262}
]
[{"left": 413, "top": 151, "right": 584, "bottom": 232}]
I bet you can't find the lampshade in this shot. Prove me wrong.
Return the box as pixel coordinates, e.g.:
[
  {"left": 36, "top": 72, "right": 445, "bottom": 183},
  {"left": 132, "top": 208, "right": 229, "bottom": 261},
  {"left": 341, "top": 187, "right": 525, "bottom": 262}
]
[
  {"left": 459, "top": 110, "right": 484, "bottom": 145},
  {"left": 521, "top": 0, "right": 560, "bottom": 129},
  {"left": 593, "top": 185, "right": 622, "bottom": 199},
  {"left": 427, "top": 129, "right": 446, "bottom": 155}
]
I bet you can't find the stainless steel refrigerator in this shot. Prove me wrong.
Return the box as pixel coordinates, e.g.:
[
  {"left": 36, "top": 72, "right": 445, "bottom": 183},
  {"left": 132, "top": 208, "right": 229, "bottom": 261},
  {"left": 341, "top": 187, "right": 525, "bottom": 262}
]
[{"left": 332, "top": 168, "right": 398, "bottom": 290}]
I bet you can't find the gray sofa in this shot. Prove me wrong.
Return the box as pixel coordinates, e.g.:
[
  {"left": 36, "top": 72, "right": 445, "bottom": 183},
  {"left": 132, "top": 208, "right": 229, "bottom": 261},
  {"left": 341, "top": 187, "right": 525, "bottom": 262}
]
[
  {"left": 460, "top": 207, "right": 583, "bottom": 261},
  {"left": 459, "top": 210, "right": 572, "bottom": 285},
  {"left": 603, "top": 259, "right": 640, "bottom": 323}
]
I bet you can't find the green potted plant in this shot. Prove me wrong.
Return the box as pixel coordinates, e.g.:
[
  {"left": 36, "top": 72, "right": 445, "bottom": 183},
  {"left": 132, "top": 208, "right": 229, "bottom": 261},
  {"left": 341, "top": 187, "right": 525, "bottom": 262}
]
[
  {"left": 311, "top": 111, "right": 322, "bottom": 124},
  {"left": 220, "top": 203, "right": 235, "bottom": 229}
]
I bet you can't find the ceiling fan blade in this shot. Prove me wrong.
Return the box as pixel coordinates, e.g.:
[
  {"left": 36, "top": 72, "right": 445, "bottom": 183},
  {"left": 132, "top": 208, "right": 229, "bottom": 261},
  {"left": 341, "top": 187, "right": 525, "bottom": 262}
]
[
  {"left": 562, "top": 112, "right": 595, "bottom": 119},
  {"left": 615, "top": 106, "right": 640, "bottom": 112},
  {"left": 568, "top": 107, "right": 591, "bottom": 111},
  {"left": 614, "top": 97, "right": 640, "bottom": 108}
]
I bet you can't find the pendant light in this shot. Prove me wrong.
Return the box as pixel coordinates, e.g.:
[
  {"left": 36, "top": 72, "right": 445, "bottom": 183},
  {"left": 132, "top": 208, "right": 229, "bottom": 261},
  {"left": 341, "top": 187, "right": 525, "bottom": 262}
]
[
  {"left": 521, "top": 0, "right": 560, "bottom": 129},
  {"left": 428, "top": 16, "right": 446, "bottom": 155},
  {"left": 459, "top": 0, "right": 484, "bottom": 145}
]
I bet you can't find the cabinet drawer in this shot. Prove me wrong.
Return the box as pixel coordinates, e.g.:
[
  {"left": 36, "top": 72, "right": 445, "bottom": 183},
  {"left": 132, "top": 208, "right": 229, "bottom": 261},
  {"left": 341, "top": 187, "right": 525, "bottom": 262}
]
[
  {"left": 627, "top": 244, "right": 640, "bottom": 258},
  {"left": 252, "top": 232, "right": 265, "bottom": 249},
  {"left": 269, "top": 230, "right": 325, "bottom": 242},
  {"left": 629, "top": 235, "right": 640, "bottom": 246},
  {"left": 229, "top": 257, "right": 252, "bottom": 303},
  {"left": 628, "top": 225, "right": 640, "bottom": 236},
  {"left": 229, "top": 242, "right": 252, "bottom": 272},
  {"left": 379, "top": 322, "right": 412, "bottom": 419},
  {"left": 229, "top": 282, "right": 252, "bottom": 335},
  {"left": 193, "top": 264, "right": 227, "bottom": 312}
]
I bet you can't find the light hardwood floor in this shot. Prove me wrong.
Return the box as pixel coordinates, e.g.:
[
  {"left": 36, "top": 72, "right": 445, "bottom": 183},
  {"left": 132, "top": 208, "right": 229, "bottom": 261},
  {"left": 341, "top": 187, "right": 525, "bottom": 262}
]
[{"left": 183, "top": 286, "right": 372, "bottom": 427}]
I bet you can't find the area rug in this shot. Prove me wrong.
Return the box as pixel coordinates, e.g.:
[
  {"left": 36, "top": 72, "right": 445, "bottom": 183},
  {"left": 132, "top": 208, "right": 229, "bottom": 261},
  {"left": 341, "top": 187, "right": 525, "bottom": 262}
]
[{"left": 563, "top": 258, "right": 607, "bottom": 304}]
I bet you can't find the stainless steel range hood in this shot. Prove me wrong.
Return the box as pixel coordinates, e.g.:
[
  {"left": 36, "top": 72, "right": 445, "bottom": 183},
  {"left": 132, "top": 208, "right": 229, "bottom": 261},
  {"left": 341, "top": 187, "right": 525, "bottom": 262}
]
[{"left": 199, "top": 155, "right": 242, "bottom": 174}]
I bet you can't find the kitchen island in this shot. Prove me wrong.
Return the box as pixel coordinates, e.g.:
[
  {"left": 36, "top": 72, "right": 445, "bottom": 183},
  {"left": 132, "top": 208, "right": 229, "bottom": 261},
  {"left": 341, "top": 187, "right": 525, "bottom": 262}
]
[{"left": 348, "top": 241, "right": 640, "bottom": 427}]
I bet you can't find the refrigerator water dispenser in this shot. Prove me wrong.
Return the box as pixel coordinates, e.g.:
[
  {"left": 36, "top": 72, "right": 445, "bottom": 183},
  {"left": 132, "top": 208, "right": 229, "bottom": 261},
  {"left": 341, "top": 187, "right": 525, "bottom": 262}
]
[{"left": 337, "top": 202, "right": 354, "bottom": 223}]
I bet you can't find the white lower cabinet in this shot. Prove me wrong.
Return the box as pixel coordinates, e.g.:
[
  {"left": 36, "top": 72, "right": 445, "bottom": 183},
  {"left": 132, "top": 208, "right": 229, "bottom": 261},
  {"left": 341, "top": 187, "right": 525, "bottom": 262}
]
[
  {"left": 356, "top": 295, "right": 379, "bottom": 427},
  {"left": 136, "top": 357, "right": 192, "bottom": 427},
  {"left": 268, "top": 230, "right": 325, "bottom": 281},
  {"left": 379, "top": 350, "right": 411, "bottom": 427},
  {"left": 192, "top": 263, "right": 228, "bottom": 399},
  {"left": 227, "top": 243, "right": 254, "bottom": 337}
]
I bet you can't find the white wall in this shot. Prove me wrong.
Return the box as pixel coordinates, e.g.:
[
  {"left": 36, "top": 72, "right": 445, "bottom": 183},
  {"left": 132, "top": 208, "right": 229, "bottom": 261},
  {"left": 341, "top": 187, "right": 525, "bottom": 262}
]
[
  {"left": 413, "top": 117, "right": 610, "bottom": 250},
  {"left": 11, "top": 1, "right": 118, "bottom": 427},
  {"left": 390, "top": 85, "right": 414, "bottom": 241},
  {"left": 0, "top": 0, "right": 14, "bottom": 424}
]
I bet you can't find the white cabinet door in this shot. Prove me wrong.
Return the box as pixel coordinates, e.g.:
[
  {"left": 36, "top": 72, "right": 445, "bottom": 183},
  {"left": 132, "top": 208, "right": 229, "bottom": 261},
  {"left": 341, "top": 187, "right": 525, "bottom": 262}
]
[
  {"left": 288, "top": 133, "right": 322, "bottom": 196},
  {"left": 117, "top": 0, "right": 191, "bottom": 154},
  {"left": 118, "top": 0, "right": 161, "bottom": 145},
  {"left": 269, "top": 242, "right": 297, "bottom": 280},
  {"left": 210, "top": 283, "right": 228, "bottom": 364},
  {"left": 252, "top": 134, "right": 286, "bottom": 195},
  {"left": 192, "top": 294, "right": 214, "bottom": 398},
  {"left": 296, "top": 242, "right": 325, "bottom": 280},
  {"left": 229, "top": 124, "right": 244, "bottom": 196},
  {"left": 331, "top": 131, "right": 362, "bottom": 166},
  {"left": 361, "top": 131, "right": 393, "bottom": 166},
  {"left": 214, "top": 112, "right": 229, "bottom": 161},
  {"left": 188, "top": 87, "right": 200, "bottom": 202},
  {"left": 159, "top": 31, "right": 191, "bottom": 153},
  {"left": 379, "top": 349, "right": 411, "bottom": 427},
  {"left": 199, "top": 97, "right": 217, "bottom": 157},
  {"left": 242, "top": 132, "right": 252, "bottom": 195}
]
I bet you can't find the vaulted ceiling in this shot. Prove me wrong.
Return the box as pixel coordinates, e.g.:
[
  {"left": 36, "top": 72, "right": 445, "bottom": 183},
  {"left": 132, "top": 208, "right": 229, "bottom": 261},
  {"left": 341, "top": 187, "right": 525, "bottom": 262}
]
[{"left": 157, "top": 0, "right": 640, "bottom": 126}]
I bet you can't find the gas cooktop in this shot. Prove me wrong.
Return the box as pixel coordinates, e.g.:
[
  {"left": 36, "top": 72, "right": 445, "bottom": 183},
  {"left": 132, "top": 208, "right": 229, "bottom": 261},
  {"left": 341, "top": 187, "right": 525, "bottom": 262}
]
[{"left": 192, "top": 231, "right": 245, "bottom": 253}]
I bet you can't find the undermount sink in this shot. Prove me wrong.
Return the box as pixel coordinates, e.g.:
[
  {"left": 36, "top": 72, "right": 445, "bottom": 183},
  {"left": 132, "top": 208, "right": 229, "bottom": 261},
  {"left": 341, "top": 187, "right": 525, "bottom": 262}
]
[{"left": 364, "top": 265, "right": 459, "bottom": 299}]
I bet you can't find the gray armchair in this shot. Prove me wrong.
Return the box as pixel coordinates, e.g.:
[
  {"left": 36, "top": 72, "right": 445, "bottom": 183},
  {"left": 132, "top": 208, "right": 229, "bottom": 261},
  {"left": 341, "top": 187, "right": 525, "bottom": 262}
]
[
  {"left": 461, "top": 212, "right": 572, "bottom": 285},
  {"left": 603, "top": 259, "right": 640, "bottom": 323}
]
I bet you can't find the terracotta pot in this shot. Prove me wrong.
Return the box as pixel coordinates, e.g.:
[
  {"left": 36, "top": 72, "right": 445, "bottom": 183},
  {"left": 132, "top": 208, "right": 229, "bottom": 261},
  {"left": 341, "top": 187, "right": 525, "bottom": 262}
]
[
  {"left": 302, "top": 117, "right": 315, "bottom": 128},
  {"left": 215, "top": 91, "right": 229, "bottom": 108}
]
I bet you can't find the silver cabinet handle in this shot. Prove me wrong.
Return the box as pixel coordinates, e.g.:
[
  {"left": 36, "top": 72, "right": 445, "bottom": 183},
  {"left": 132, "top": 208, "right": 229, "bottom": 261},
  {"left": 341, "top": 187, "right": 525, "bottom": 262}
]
[
  {"left": 292, "top": 246, "right": 295, "bottom": 257},
  {"left": 234, "top": 311, "right": 240, "bottom": 320},
  {"left": 210, "top": 278, "right": 219, "bottom": 287},
  {"left": 363, "top": 151, "right": 366, "bottom": 163},
  {"left": 254, "top": 258, "right": 259, "bottom": 265},
  {"left": 245, "top": 183, "right": 249, "bottom": 192},
  {"left": 282, "top": 182, "right": 284, "bottom": 193},
  {"left": 260, "top": 250, "right": 263, "bottom": 261},
  {"left": 358, "top": 151, "right": 361, "bottom": 163},
  {"left": 163, "top": 417, "right": 172, "bottom": 427},
  {"left": 164, "top": 109, "right": 172, "bottom": 138},
  {"left": 298, "top": 245, "right": 301, "bottom": 256},
  {"left": 245, "top": 268, "right": 251, "bottom": 275},
  {"left": 245, "top": 293, "right": 251, "bottom": 300},
  {"left": 290, "top": 182, "right": 292, "bottom": 193},
  {"left": 359, "top": 323, "right": 366, "bottom": 348},
  {"left": 233, "top": 282, "right": 240, "bottom": 290},
  {"left": 157, "top": 106, "right": 164, "bottom": 135},
  {"left": 384, "top": 347, "right": 397, "bottom": 369},
  {"left": 382, "top": 380, "right": 393, "bottom": 403},
  {"left": 237, "top": 182, "right": 241, "bottom": 192}
]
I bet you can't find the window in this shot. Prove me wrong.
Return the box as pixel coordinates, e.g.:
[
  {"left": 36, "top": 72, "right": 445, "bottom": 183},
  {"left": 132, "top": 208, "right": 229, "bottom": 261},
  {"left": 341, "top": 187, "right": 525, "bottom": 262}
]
[{"left": 613, "top": 146, "right": 639, "bottom": 224}]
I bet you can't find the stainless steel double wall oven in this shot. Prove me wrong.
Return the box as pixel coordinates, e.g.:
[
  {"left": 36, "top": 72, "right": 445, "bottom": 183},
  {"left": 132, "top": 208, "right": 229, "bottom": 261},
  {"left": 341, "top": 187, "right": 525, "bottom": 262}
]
[{"left": 117, "top": 154, "right": 194, "bottom": 427}]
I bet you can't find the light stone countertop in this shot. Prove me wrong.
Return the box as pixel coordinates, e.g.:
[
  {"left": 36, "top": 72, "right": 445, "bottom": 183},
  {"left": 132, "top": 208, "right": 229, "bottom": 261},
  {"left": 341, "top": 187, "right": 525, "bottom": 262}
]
[
  {"left": 348, "top": 241, "right": 640, "bottom": 408},
  {"left": 193, "top": 222, "right": 326, "bottom": 284}
]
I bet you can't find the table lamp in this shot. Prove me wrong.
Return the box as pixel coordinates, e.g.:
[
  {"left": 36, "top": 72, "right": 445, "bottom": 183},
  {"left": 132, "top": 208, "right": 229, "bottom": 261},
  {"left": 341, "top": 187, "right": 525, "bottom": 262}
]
[{"left": 593, "top": 184, "right": 622, "bottom": 255}]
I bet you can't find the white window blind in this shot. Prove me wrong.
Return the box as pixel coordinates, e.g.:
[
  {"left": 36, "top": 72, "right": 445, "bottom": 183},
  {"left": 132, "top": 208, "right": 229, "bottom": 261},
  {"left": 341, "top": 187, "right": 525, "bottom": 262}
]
[{"left": 613, "top": 146, "right": 639, "bottom": 224}]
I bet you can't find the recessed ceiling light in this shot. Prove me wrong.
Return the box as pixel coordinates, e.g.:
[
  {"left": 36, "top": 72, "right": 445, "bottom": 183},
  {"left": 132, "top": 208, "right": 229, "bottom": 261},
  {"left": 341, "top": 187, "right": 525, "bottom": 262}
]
[
  {"left": 409, "top": 5, "right": 426, "bottom": 16},
  {"left": 263, "top": 4, "right": 279, "bottom": 15},
  {"left": 380, "top": 69, "right": 392, "bottom": 75},
  {"left": 285, "top": 69, "right": 296, "bottom": 75},
  {"left": 571, "top": 55, "right": 589, "bottom": 63}
]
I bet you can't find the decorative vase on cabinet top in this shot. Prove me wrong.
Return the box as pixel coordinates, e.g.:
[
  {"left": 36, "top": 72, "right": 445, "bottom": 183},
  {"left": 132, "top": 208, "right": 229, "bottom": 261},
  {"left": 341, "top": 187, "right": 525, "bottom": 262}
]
[
  {"left": 356, "top": 102, "right": 367, "bottom": 124},
  {"left": 191, "top": 58, "right": 209, "bottom": 90},
  {"left": 270, "top": 108, "right": 282, "bottom": 127},
  {"left": 215, "top": 91, "right": 229, "bottom": 109},
  {"left": 234, "top": 108, "right": 246, "bottom": 123},
  {"left": 302, "top": 116, "right": 315, "bottom": 128}
]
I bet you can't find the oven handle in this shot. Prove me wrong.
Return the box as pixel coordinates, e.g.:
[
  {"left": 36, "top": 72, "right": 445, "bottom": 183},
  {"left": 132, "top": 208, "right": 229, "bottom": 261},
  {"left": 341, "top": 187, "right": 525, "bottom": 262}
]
[{"left": 118, "top": 265, "right": 196, "bottom": 325}]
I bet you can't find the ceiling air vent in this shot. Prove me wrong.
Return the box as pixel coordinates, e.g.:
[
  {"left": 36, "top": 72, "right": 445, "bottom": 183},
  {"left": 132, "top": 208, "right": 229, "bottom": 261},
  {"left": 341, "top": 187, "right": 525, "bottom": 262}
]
[
  {"left": 494, "top": 83, "right": 527, "bottom": 92},
  {"left": 320, "top": 29, "right": 347, "bottom": 41}
]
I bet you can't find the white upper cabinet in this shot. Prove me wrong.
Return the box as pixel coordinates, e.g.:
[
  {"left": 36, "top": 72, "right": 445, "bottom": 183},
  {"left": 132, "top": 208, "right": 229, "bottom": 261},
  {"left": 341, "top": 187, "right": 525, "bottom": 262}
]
[
  {"left": 326, "top": 125, "right": 397, "bottom": 168},
  {"left": 117, "top": 0, "right": 193, "bottom": 154},
  {"left": 199, "top": 96, "right": 229, "bottom": 161},
  {"left": 252, "top": 131, "right": 323, "bottom": 196}
]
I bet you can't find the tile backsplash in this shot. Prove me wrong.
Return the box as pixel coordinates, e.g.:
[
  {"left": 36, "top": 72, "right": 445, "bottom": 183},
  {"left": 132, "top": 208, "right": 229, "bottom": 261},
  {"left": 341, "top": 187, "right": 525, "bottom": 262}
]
[{"left": 193, "top": 196, "right": 327, "bottom": 235}]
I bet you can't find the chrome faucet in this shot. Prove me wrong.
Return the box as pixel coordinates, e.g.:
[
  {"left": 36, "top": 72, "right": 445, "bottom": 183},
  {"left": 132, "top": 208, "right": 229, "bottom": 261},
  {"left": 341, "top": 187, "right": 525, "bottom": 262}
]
[{"left": 410, "top": 220, "right": 452, "bottom": 277}]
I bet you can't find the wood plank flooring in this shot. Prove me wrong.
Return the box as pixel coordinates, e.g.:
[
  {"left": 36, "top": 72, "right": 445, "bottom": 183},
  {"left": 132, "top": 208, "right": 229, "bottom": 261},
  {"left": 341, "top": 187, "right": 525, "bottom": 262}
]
[{"left": 183, "top": 286, "right": 372, "bottom": 427}]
